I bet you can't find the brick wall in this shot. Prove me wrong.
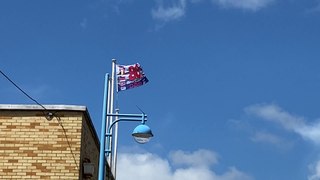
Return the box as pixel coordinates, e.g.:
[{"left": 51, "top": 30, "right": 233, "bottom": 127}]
[{"left": 0, "top": 106, "right": 111, "bottom": 180}]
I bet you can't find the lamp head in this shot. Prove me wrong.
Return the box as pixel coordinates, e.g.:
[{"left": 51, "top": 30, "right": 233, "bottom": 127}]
[{"left": 132, "top": 124, "right": 153, "bottom": 144}]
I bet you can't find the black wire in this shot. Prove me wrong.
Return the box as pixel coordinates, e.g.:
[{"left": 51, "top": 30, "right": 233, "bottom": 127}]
[
  {"left": 0, "top": 69, "right": 48, "bottom": 111},
  {"left": 1, "top": 70, "right": 78, "bottom": 168},
  {"left": 56, "top": 116, "right": 79, "bottom": 170}
]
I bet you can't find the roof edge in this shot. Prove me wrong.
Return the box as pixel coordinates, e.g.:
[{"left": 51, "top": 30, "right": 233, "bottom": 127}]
[{"left": 0, "top": 104, "right": 87, "bottom": 111}]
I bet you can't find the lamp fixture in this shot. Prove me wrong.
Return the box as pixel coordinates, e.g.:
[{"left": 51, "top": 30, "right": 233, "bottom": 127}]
[{"left": 132, "top": 124, "right": 154, "bottom": 144}]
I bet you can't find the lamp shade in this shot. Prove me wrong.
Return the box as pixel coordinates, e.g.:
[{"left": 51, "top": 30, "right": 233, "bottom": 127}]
[{"left": 132, "top": 124, "right": 153, "bottom": 144}]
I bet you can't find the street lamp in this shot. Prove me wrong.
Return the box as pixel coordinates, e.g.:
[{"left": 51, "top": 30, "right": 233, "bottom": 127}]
[
  {"left": 98, "top": 72, "right": 153, "bottom": 180},
  {"left": 132, "top": 124, "right": 153, "bottom": 144}
]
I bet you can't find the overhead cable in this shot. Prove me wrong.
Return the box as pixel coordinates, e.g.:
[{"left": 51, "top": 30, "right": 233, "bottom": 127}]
[{"left": 0, "top": 69, "right": 53, "bottom": 120}]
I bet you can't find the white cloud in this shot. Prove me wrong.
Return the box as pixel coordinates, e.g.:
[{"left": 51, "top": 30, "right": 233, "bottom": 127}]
[
  {"left": 169, "top": 149, "right": 218, "bottom": 167},
  {"left": 245, "top": 104, "right": 320, "bottom": 179},
  {"left": 117, "top": 149, "right": 253, "bottom": 180},
  {"left": 250, "top": 131, "right": 283, "bottom": 144},
  {"left": 245, "top": 104, "right": 320, "bottom": 145},
  {"left": 211, "top": 0, "right": 275, "bottom": 11},
  {"left": 151, "top": 0, "right": 187, "bottom": 22},
  {"left": 149, "top": 0, "right": 275, "bottom": 25},
  {"left": 250, "top": 131, "right": 294, "bottom": 150},
  {"left": 309, "top": 160, "right": 320, "bottom": 180}
]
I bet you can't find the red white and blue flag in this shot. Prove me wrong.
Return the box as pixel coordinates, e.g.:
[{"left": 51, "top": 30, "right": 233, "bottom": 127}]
[{"left": 116, "top": 63, "right": 149, "bottom": 91}]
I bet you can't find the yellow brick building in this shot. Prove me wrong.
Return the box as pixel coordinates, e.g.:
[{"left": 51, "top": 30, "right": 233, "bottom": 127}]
[{"left": 0, "top": 104, "right": 113, "bottom": 180}]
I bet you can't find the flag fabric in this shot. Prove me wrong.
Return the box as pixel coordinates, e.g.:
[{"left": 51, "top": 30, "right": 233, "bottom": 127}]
[{"left": 116, "top": 63, "right": 149, "bottom": 91}]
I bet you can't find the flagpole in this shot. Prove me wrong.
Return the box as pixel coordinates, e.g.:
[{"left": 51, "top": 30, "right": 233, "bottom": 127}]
[
  {"left": 111, "top": 59, "right": 119, "bottom": 178},
  {"left": 106, "top": 69, "right": 112, "bottom": 167},
  {"left": 108, "top": 59, "right": 117, "bottom": 177}
]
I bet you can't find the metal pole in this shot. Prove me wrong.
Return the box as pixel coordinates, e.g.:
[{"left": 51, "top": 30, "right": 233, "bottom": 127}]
[
  {"left": 112, "top": 109, "right": 119, "bottom": 178},
  {"left": 98, "top": 73, "right": 109, "bottom": 180},
  {"left": 108, "top": 59, "right": 117, "bottom": 173},
  {"left": 106, "top": 66, "right": 112, "bottom": 165}
]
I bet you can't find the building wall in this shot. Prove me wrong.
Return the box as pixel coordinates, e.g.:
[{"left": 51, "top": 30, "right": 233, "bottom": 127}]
[
  {"left": 80, "top": 113, "right": 100, "bottom": 180},
  {"left": 79, "top": 113, "right": 114, "bottom": 180},
  {"left": 0, "top": 107, "right": 112, "bottom": 180}
]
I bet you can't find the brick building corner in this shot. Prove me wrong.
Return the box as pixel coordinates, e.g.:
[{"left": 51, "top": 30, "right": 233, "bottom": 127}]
[{"left": 0, "top": 104, "right": 114, "bottom": 180}]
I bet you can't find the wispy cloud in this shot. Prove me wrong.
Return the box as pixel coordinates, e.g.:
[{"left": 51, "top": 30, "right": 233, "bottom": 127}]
[
  {"left": 151, "top": 0, "right": 187, "bottom": 22},
  {"left": 245, "top": 104, "right": 320, "bottom": 145},
  {"left": 211, "top": 0, "right": 275, "bottom": 11},
  {"left": 117, "top": 149, "right": 253, "bottom": 180},
  {"left": 250, "top": 131, "right": 283, "bottom": 144},
  {"left": 169, "top": 149, "right": 218, "bottom": 167},
  {"left": 150, "top": 0, "right": 275, "bottom": 27},
  {"left": 245, "top": 103, "right": 320, "bottom": 179},
  {"left": 250, "top": 131, "right": 294, "bottom": 149},
  {"left": 228, "top": 118, "right": 293, "bottom": 150},
  {"left": 309, "top": 160, "right": 320, "bottom": 180}
]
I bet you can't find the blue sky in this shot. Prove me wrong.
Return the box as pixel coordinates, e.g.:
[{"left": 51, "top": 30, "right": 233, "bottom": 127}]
[{"left": 1, "top": 0, "right": 320, "bottom": 179}]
